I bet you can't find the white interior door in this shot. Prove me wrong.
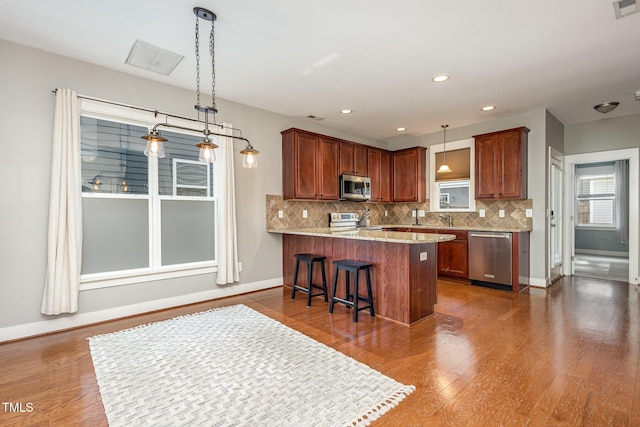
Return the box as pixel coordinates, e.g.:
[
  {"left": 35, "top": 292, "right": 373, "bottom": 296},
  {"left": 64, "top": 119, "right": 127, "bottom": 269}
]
[{"left": 549, "top": 148, "right": 563, "bottom": 282}]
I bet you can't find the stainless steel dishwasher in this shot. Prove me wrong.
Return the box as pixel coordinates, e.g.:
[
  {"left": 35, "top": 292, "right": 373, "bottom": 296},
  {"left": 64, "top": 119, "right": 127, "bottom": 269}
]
[{"left": 468, "top": 231, "right": 512, "bottom": 286}]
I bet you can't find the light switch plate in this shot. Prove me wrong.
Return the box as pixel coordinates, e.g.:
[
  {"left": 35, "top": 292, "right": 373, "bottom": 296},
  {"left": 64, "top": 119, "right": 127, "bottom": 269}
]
[
  {"left": 418, "top": 210, "right": 425, "bottom": 218},
  {"left": 278, "top": 210, "right": 284, "bottom": 219},
  {"left": 499, "top": 209, "right": 505, "bottom": 218},
  {"left": 303, "top": 210, "right": 308, "bottom": 219},
  {"left": 420, "top": 252, "right": 428, "bottom": 261},
  {"left": 526, "top": 209, "right": 533, "bottom": 218},
  {"left": 479, "top": 209, "right": 486, "bottom": 218},
  {"left": 412, "top": 210, "right": 417, "bottom": 217}
]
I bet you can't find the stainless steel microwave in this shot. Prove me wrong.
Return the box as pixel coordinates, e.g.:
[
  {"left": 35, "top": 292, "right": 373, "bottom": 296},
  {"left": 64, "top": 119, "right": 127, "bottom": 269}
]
[{"left": 340, "top": 174, "right": 371, "bottom": 201}]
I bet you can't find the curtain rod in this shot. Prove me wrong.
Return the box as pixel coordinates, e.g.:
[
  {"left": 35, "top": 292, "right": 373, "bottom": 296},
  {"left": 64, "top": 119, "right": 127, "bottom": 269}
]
[{"left": 50, "top": 88, "right": 228, "bottom": 130}]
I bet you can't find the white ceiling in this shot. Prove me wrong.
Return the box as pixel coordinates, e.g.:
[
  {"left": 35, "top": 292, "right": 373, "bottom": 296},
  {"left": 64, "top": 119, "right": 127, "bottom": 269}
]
[{"left": 1, "top": 0, "right": 639, "bottom": 141}]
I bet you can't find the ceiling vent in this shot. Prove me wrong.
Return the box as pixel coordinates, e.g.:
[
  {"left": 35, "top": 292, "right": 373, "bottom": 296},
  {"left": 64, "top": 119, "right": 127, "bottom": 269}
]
[
  {"left": 125, "top": 39, "right": 184, "bottom": 75},
  {"left": 613, "top": 0, "right": 638, "bottom": 19}
]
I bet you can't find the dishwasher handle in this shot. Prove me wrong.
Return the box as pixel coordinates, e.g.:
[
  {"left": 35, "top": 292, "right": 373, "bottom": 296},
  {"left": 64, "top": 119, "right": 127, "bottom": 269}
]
[{"left": 469, "top": 233, "right": 511, "bottom": 239}]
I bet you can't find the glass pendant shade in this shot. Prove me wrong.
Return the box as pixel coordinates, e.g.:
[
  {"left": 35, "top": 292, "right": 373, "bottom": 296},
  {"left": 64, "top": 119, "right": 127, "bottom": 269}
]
[
  {"left": 437, "top": 163, "right": 452, "bottom": 173},
  {"left": 196, "top": 139, "right": 218, "bottom": 163},
  {"left": 142, "top": 130, "right": 167, "bottom": 158},
  {"left": 240, "top": 145, "right": 260, "bottom": 169}
]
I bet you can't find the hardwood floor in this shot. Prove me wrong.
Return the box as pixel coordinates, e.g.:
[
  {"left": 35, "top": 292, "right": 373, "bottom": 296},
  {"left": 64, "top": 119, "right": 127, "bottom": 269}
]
[{"left": 1, "top": 276, "right": 639, "bottom": 426}]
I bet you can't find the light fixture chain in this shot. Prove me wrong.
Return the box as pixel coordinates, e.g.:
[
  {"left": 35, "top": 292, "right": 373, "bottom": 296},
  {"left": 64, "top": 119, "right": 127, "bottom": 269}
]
[
  {"left": 209, "top": 18, "right": 216, "bottom": 111},
  {"left": 195, "top": 14, "right": 201, "bottom": 108}
]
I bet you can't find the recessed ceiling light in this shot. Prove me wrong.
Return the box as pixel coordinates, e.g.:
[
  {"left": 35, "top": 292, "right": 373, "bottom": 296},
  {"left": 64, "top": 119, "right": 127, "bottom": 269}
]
[
  {"left": 396, "top": 127, "right": 406, "bottom": 132},
  {"left": 481, "top": 106, "right": 496, "bottom": 111},
  {"left": 432, "top": 74, "right": 449, "bottom": 83},
  {"left": 340, "top": 109, "right": 352, "bottom": 114}
]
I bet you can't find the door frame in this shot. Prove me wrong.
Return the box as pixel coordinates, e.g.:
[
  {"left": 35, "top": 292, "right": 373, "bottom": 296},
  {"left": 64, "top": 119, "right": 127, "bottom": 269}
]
[
  {"left": 548, "top": 147, "right": 563, "bottom": 284},
  {"left": 563, "top": 148, "right": 639, "bottom": 284}
]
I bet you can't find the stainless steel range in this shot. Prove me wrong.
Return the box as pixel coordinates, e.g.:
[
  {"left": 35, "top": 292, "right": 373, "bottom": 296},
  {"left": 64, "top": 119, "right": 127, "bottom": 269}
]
[{"left": 329, "top": 212, "right": 360, "bottom": 230}]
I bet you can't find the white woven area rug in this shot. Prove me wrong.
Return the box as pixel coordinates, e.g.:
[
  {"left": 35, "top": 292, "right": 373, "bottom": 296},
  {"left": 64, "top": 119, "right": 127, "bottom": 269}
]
[{"left": 89, "top": 304, "right": 414, "bottom": 427}]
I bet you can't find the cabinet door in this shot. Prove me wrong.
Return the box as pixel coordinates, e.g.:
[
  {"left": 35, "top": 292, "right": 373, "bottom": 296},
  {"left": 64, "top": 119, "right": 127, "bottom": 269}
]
[
  {"left": 438, "top": 240, "right": 469, "bottom": 278},
  {"left": 379, "top": 150, "right": 392, "bottom": 202},
  {"left": 339, "top": 141, "right": 355, "bottom": 175},
  {"left": 293, "top": 132, "right": 319, "bottom": 199},
  {"left": 354, "top": 144, "right": 369, "bottom": 176},
  {"left": 318, "top": 137, "right": 340, "bottom": 200},
  {"left": 393, "top": 147, "right": 426, "bottom": 202},
  {"left": 368, "top": 148, "right": 381, "bottom": 201},
  {"left": 474, "top": 134, "right": 496, "bottom": 199},
  {"left": 497, "top": 130, "right": 525, "bottom": 199}
]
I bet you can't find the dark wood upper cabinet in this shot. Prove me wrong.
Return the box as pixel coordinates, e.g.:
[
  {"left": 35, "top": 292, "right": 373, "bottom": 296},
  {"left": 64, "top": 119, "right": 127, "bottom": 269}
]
[
  {"left": 367, "top": 148, "right": 392, "bottom": 203},
  {"left": 474, "top": 127, "right": 529, "bottom": 200},
  {"left": 339, "top": 141, "right": 368, "bottom": 176},
  {"left": 392, "top": 147, "right": 427, "bottom": 202},
  {"left": 281, "top": 128, "right": 340, "bottom": 200}
]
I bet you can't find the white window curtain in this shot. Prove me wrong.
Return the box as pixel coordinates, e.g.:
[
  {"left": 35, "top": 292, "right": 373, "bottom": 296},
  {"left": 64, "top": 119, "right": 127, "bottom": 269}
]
[
  {"left": 41, "top": 89, "right": 83, "bottom": 315},
  {"left": 215, "top": 123, "right": 240, "bottom": 284},
  {"left": 615, "top": 159, "right": 629, "bottom": 244}
]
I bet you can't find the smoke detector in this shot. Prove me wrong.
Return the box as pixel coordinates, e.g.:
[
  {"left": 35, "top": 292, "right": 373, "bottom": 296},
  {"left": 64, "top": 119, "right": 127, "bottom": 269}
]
[
  {"left": 593, "top": 102, "right": 620, "bottom": 113},
  {"left": 613, "top": 0, "right": 638, "bottom": 19}
]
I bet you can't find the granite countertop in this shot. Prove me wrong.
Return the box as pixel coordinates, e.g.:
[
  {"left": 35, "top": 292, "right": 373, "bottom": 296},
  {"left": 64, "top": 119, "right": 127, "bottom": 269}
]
[
  {"left": 379, "top": 224, "right": 532, "bottom": 233},
  {"left": 268, "top": 227, "right": 457, "bottom": 244}
]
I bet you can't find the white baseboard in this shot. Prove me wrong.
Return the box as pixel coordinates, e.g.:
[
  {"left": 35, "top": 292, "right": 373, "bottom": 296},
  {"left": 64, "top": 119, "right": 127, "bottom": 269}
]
[
  {"left": 575, "top": 249, "right": 629, "bottom": 258},
  {"left": 0, "top": 277, "right": 283, "bottom": 343},
  {"left": 530, "top": 277, "right": 548, "bottom": 288}
]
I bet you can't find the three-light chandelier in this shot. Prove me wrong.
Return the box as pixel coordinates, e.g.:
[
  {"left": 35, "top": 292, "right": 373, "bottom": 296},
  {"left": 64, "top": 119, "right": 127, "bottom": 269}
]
[{"left": 141, "top": 7, "right": 259, "bottom": 168}]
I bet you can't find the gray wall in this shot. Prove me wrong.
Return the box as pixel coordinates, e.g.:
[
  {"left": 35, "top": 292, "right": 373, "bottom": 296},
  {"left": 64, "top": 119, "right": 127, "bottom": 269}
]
[
  {"left": 575, "top": 229, "right": 628, "bottom": 254},
  {"left": 565, "top": 113, "right": 640, "bottom": 155},
  {"left": 0, "top": 39, "right": 385, "bottom": 331}
]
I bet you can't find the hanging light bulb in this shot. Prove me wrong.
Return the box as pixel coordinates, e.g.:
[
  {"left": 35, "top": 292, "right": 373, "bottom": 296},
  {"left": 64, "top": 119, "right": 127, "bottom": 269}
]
[
  {"left": 437, "top": 124, "right": 452, "bottom": 173},
  {"left": 196, "top": 138, "right": 218, "bottom": 163},
  {"left": 142, "top": 130, "right": 167, "bottom": 158},
  {"left": 240, "top": 143, "right": 260, "bottom": 168}
]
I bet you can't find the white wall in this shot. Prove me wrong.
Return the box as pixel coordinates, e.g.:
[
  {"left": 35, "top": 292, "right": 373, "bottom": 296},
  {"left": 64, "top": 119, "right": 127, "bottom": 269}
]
[{"left": 0, "top": 39, "right": 385, "bottom": 339}]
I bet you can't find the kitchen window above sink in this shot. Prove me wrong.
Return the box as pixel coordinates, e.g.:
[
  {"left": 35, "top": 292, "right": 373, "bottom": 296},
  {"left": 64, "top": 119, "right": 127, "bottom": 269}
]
[{"left": 429, "top": 137, "right": 476, "bottom": 212}]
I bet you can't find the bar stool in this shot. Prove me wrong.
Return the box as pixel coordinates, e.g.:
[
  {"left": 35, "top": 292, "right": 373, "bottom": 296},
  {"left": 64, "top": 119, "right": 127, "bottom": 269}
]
[
  {"left": 329, "top": 260, "right": 375, "bottom": 322},
  {"left": 291, "top": 253, "right": 328, "bottom": 306}
]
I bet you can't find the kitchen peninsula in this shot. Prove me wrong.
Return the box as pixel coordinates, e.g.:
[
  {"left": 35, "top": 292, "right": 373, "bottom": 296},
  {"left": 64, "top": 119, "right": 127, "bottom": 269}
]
[{"left": 269, "top": 227, "right": 455, "bottom": 325}]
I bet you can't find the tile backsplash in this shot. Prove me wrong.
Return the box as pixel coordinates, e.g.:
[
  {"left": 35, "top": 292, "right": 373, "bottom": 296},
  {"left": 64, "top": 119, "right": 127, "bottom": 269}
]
[{"left": 266, "top": 195, "right": 532, "bottom": 230}]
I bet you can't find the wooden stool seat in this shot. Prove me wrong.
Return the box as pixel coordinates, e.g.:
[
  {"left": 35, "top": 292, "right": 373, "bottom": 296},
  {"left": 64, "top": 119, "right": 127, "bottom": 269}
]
[
  {"left": 329, "top": 259, "right": 375, "bottom": 322},
  {"left": 291, "top": 253, "right": 328, "bottom": 306}
]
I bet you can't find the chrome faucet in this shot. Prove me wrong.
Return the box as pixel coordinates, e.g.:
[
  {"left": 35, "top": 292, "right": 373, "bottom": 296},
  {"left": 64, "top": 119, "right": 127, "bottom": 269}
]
[{"left": 438, "top": 213, "right": 453, "bottom": 227}]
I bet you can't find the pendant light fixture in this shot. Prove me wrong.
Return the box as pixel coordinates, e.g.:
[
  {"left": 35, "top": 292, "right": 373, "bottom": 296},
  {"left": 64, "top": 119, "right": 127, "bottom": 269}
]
[
  {"left": 437, "top": 124, "right": 452, "bottom": 174},
  {"left": 141, "top": 7, "right": 259, "bottom": 167}
]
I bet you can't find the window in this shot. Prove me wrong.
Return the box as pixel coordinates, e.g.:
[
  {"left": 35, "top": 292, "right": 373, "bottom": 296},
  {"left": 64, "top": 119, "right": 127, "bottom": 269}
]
[
  {"left": 575, "top": 163, "right": 616, "bottom": 227},
  {"left": 429, "top": 139, "right": 475, "bottom": 212},
  {"left": 79, "top": 101, "right": 217, "bottom": 288}
]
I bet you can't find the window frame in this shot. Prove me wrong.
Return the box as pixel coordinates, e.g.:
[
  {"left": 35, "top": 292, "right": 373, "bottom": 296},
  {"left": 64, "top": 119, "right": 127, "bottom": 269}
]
[
  {"left": 78, "top": 99, "right": 218, "bottom": 291},
  {"left": 575, "top": 170, "right": 617, "bottom": 230},
  {"left": 429, "top": 138, "right": 476, "bottom": 212}
]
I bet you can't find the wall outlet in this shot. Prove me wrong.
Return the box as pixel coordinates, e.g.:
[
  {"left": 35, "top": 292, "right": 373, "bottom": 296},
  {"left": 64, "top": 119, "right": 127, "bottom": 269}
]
[
  {"left": 418, "top": 209, "right": 426, "bottom": 218},
  {"left": 303, "top": 210, "right": 308, "bottom": 219},
  {"left": 412, "top": 210, "right": 417, "bottom": 217},
  {"left": 526, "top": 209, "right": 533, "bottom": 218},
  {"left": 278, "top": 210, "right": 284, "bottom": 219},
  {"left": 420, "top": 252, "right": 428, "bottom": 261},
  {"left": 384, "top": 210, "right": 388, "bottom": 217},
  {"left": 478, "top": 209, "right": 486, "bottom": 218},
  {"left": 237, "top": 262, "right": 242, "bottom": 272},
  {"left": 499, "top": 209, "right": 505, "bottom": 218}
]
